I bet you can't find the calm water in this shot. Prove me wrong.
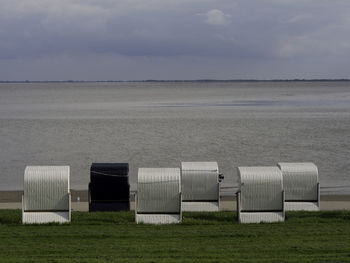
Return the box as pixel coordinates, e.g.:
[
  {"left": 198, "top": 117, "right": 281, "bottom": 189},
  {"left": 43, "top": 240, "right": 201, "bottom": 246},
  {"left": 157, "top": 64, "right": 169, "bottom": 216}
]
[{"left": 1, "top": 81, "right": 350, "bottom": 194}]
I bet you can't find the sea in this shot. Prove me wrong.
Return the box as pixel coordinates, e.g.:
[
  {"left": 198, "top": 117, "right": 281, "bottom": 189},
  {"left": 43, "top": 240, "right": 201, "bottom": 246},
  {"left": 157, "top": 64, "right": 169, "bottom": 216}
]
[{"left": 0, "top": 81, "right": 349, "bottom": 195}]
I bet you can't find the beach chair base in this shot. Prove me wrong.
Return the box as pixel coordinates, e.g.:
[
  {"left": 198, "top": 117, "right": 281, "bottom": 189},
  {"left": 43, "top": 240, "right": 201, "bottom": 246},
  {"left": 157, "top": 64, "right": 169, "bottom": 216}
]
[
  {"left": 239, "top": 212, "right": 284, "bottom": 223},
  {"left": 285, "top": 202, "right": 319, "bottom": 211},
  {"left": 136, "top": 214, "right": 181, "bottom": 224},
  {"left": 22, "top": 211, "right": 70, "bottom": 224},
  {"left": 182, "top": 201, "right": 219, "bottom": 212}
]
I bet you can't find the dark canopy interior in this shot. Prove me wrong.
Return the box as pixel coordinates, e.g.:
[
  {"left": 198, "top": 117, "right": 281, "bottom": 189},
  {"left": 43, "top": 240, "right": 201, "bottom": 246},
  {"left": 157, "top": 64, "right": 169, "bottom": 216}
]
[{"left": 89, "top": 163, "right": 130, "bottom": 201}]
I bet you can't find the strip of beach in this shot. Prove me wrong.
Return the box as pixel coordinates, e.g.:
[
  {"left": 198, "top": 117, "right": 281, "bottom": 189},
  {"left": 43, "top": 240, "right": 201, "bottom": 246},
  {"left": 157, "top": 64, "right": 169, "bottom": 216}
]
[{"left": 1, "top": 190, "right": 350, "bottom": 211}]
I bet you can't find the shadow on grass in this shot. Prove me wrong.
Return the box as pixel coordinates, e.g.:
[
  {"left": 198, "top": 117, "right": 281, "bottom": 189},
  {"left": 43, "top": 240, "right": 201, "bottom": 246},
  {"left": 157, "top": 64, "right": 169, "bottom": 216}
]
[
  {"left": 0, "top": 209, "right": 21, "bottom": 224},
  {"left": 318, "top": 211, "right": 350, "bottom": 220},
  {"left": 182, "top": 211, "right": 237, "bottom": 224},
  {"left": 72, "top": 211, "right": 135, "bottom": 225},
  {"left": 285, "top": 210, "right": 350, "bottom": 224}
]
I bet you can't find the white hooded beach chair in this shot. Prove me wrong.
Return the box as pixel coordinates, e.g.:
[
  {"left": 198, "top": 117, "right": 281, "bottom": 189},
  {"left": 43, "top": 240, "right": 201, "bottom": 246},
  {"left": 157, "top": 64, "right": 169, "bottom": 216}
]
[
  {"left": 277, "top": 162, "right": 320, "bottom": 211},
  {"left": 237, "top": 167, "right": 285, "bottom": 223},
  {"left": 181, "top": 162, "right": 223, "bottom": 212},
  {"left": 136, "top": 168, "right": 181, "bottom": 224},
  {"left": 22, "top": 166, "right": 71, "bottom": 224}
]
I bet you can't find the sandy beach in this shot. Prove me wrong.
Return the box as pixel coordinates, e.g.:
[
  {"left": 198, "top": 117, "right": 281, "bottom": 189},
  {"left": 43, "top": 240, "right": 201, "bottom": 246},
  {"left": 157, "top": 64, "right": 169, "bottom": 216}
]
[{"left": 1, "top": 190, "right": 350, "bottom": 211}]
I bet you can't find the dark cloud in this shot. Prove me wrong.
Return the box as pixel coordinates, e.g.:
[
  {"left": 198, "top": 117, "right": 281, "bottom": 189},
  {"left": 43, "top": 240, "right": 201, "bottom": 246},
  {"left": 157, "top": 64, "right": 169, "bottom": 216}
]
[{"left": 0, "top": 0, "right": 349, "bottom": 79}]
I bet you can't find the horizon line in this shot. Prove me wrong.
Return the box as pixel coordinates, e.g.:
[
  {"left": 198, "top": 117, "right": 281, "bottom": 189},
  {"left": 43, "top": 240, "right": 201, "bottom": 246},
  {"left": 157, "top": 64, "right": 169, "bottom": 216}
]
[{"left": 1, "top": 78, "right": 350, "bottom": 83}]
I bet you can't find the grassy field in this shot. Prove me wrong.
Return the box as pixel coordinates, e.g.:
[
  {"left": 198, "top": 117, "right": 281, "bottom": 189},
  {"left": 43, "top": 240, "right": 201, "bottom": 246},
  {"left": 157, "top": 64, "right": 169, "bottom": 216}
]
[{"left": 0, "top": 210, "right": 350, "bottom": 263}]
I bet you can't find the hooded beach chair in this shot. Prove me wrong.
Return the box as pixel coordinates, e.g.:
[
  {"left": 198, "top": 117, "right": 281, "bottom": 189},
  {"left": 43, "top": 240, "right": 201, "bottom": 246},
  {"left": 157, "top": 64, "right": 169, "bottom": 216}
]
[
  {"left": 277, "top": 162, "right": 320, "bottom": 211},
  {"left": 89, "top": 163, "right": 130, "bottom": 212},
  {"left": 135, "top": 168, "right": 181, "bottom": 224},
  {"left": 236, "top": 166, "right": 285, "bottom": 223},
  {"left": 22, "top": 166, "right": 71, "bottom": 224},
  {"left": 181, "top": 162, "right": 223, "bottom": 211}
]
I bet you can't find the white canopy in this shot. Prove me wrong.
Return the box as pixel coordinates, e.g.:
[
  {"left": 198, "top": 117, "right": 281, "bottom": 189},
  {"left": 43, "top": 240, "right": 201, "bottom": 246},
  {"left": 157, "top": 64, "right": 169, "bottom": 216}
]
[
  {"left": 181, "top": 162, "right": 219, "bottom": 201},
  {"left": 23, "top": 166, "right": 71, "bottom": 224},
  {"left": 136, "top": 168, "right": 181, "bottom": 224},
  {"left": 237, "top": 166, "right": 284, "bottom": 223},
  {"left": 277, "top": 162, "right": 319, "bottom": 211}
]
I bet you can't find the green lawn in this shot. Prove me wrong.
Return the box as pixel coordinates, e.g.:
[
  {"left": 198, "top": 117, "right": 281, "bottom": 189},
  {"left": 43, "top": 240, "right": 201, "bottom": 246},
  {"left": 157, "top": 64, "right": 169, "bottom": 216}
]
[{"left": 0, "top": 210, "right": 350, "bottom": 263}]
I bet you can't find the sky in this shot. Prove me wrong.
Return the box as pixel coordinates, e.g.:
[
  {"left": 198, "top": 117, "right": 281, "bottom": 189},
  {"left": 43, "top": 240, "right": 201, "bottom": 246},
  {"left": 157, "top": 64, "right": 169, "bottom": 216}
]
[{"left": 0, "top": 0, "right": 350, "bottom": 80}]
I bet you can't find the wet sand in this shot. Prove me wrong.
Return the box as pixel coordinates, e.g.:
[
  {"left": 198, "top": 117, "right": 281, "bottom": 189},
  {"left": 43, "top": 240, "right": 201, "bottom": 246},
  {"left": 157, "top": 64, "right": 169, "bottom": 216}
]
[{"left": 1, "top": 190, "right": 350, "bottom": 211}]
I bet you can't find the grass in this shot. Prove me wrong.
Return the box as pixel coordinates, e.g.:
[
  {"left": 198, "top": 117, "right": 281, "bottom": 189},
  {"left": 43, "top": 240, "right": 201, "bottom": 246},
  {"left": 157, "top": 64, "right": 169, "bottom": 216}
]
[{"left": 0, "top": 210, "right": 350, "bottom": 263}]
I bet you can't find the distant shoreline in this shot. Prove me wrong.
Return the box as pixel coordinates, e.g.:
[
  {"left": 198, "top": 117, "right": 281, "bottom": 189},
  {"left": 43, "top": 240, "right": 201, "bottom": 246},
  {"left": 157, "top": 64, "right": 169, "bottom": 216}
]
[{"left": 1, "top": 79, "right": 350, "bottom": 83}]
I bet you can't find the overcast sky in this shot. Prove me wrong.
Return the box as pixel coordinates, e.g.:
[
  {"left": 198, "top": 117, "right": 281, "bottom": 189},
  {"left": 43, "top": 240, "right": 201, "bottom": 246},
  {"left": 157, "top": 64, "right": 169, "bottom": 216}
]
[{"left": 0, "top": 0, "right": 350, "bottom": 80}]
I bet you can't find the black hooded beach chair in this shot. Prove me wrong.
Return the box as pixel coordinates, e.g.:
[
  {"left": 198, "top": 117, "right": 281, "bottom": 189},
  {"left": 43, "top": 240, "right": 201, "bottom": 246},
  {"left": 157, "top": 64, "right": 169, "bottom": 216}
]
[{"left": 89, "top": 163, "right": 130, "bottom": 211}]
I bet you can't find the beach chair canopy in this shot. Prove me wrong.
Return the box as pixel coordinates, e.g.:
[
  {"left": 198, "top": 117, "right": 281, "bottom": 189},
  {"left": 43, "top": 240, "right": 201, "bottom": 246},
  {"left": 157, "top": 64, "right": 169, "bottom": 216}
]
[
  {"left": 181, "top": 162, "right": 219, "bottom": 201},
  {"left": 23, "top": 166, "right": 71, "bottom": 224},
  {"left": 237, "top": 166, "right": 284, "bottom": 223},
  {"left": 277, "top": 162, "right": 318, "bottom": 201},
  {"left": 24, "top": 166, "right": 70, "bottom": 211},
  {"left": 238, "top": 167, "right": 283, "bottom": 211},
  {"left": 137, "top": 168, "right": 181, "bottom": 214},
  {"left": 89, "top": 163, "right": 129, "bottom": 202}
]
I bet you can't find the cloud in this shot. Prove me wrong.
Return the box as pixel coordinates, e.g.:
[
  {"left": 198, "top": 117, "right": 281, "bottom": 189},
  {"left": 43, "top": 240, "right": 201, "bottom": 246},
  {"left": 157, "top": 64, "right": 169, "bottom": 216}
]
[
  {"left": 201, "top": 9, "right": 232, "bottom": 25},
  {"left": 0, "top": 0, "right": 350, "bottom": 79},
  {"left": 288, "top": 14, "right": 313, "bottom": 23}
]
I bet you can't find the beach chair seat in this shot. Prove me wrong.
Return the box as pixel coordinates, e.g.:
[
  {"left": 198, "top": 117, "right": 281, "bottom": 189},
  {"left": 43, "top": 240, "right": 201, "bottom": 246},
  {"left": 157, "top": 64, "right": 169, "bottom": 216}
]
[
  {"left": 136, "top": 168, "right": 181, "bottom": 224},
  {"left": 22, "top": 166, "right": 71, "bottom": 224},
  {"left": 237, "top": 166, "right": 285, "bottom": 223},
  {"left": 89, "top": 163, "right": 130, "bottom": 212},
  {"left": 277, "top": 162, "right": 320, "bottom": 211},
  {"left": 181, "top": 162, "right": 222, "bottom": 212}
]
